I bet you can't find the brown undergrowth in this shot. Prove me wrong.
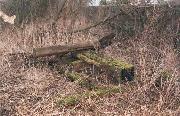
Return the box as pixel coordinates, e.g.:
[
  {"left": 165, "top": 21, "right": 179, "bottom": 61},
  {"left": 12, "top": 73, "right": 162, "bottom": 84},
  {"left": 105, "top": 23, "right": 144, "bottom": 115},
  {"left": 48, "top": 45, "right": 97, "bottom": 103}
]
[{"left": 0, "top": 9, "right": 180, "bottom": 116}]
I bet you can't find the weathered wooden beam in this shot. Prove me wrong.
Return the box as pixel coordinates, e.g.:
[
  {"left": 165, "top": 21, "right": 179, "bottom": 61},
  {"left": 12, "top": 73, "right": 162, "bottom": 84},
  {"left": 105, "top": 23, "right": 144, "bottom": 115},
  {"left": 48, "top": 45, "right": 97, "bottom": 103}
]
[
  {"left": 32, "top": 33, "right": 115, "bottom": 57},
  {"left": 76, "top": 51, "right": 134, "bottom": 81},
  {"left": 33, "top": 42, "right": 95, "bottom": 57}
]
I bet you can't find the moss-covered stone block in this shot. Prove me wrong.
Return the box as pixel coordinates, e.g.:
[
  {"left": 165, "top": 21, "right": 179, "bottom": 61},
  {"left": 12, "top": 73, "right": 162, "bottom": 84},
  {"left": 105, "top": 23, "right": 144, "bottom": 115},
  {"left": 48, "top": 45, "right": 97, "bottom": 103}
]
[
  {"left": 76, "top": 53, "right": 101, "bottom": 67},
  {"left": 78, "top": 51, "right": 133, "bottom": 69},
  {"left": 76, "top": 51, "right": 134, "bottom": 81}
]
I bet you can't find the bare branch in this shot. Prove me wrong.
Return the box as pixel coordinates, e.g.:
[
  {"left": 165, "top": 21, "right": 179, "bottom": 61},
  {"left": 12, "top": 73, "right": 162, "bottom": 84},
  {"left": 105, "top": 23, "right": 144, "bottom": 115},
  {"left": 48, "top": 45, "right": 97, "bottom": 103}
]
[{"left": 64, "top": 7, "right": 133, "bottom": 34}]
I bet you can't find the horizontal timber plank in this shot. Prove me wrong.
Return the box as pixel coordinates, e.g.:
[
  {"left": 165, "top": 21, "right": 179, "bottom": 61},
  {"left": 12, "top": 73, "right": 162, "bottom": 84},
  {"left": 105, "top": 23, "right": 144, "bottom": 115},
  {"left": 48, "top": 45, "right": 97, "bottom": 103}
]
[{"left": 32, "top": 33, "right": 115, "bottom": 57}]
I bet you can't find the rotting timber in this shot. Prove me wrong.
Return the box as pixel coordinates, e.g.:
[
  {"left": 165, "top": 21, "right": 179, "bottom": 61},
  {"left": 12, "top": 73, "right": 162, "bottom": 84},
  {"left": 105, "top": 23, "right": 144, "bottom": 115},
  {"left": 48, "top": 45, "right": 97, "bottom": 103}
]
[
  {"left": 32, "top": 33, "right": 115, "bottom": 57},
  {"left": 31, "top": 33, "right": 134, "bottom": 82},
  {"left": 76, "top": 51, "right": 134, "bottom": 81}
]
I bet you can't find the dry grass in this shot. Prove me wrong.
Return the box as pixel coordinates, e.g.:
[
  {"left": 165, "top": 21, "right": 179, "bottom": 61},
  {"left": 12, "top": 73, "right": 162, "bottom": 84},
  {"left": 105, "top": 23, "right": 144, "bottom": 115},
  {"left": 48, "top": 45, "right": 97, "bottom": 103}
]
[{"left": 0, "top": 13, "right": 180, "bottom": 116}]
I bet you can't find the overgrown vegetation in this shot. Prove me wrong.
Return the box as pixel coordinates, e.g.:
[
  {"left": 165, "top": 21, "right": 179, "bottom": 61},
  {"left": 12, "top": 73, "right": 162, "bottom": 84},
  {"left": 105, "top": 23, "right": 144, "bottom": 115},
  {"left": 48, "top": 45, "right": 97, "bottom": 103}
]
[
  {"left": 0, "top": 0, "right": 179, "bottom": 115},
  {"left": 56, "top": 86, "right": 121, "bottom": 107}
]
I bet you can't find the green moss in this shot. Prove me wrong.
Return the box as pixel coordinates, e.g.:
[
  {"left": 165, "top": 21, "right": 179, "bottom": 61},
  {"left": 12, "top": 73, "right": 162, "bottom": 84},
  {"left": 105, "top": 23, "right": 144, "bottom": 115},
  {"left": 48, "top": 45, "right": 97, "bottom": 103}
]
[
  {"left": 78, "top": 51, "right": 133, "bottom": 69},
  {"left": 56, "top": 86, "right": 121, "bottom": 107},
  {"left": 76, "top": 51, "right": 134, "bottom": 81},
  {"left": 160, "top": 71, "right": 172, "bottom": 80},
  {"left": 57, "top": 95, "right": 80, "bottom": 107},
  {"left": 77, "top": 78, "right": 96, "bottom": 90},
  {"left": 65, "top": 72, "right": 82, "bottom": 82},
  {"left": 94, "top": 86, "right": 121, "bottom": 96},
  {"left": 70, "top": 60, "right": 83, "bottom": 65},
  {"left": 76, "top": 54, "right": 101, "bottom": 66},
  {"left": 65, "top": 72, "right": 95, "bottom": 89}
]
